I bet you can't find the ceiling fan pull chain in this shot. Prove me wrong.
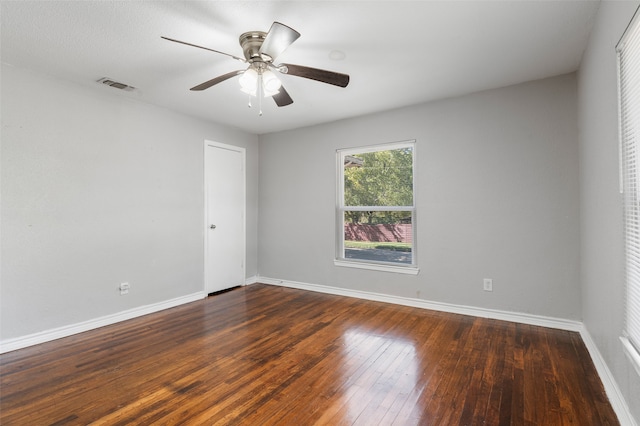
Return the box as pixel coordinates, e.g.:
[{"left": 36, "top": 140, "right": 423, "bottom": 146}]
[{"left": 258, "top": 74, "right": 263, "bottom": 116}]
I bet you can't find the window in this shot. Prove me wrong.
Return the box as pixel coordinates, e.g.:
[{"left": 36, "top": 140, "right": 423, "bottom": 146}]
[
  {"left": 618, "top": 9, "right": 640, "bottom": 376},
  {"left": 335, "top": 141, "right": 418, "bottom": 274}
]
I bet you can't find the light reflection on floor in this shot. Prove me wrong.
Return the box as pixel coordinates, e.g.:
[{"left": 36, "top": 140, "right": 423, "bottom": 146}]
[{"left": 334, "top": 327, "right": 419, "bottom": 424}]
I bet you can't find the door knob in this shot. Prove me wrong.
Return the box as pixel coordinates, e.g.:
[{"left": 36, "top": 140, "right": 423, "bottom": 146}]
[{"left": 210, "top": 224, "right": 216, "bottom": 229}]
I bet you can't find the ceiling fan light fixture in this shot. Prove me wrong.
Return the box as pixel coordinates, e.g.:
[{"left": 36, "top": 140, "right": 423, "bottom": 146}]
[
  {"left": 239, "top": 68, "right": 258, "bottom": 95},
  {"left": 239, "top": 67, "right": 282, "bottom": 98},
  {"left": 262, "top": 87, "right": 280, "bottom": 97},
  {"left": 261, "top": 70, "right": 282, "bottom": 97}
]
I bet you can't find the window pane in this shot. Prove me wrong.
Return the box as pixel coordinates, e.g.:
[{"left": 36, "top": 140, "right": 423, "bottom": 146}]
[
  {"left": 344, "top": 211, "right": 413, "bottom": 264},
  {"left": 344, "top": 147, "right": 413, "bottom": 207}
]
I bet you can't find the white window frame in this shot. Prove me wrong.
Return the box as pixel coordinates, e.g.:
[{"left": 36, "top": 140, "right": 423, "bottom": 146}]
[
  {"left": 617, "top": 8, "right": 640, "bottom": 378},
  {"left": 335, "top": 140, "right": 419, "bottom": 275}
]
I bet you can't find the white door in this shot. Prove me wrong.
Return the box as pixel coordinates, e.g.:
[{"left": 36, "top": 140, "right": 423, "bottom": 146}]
[{"left": 204, "top": 141, "right": 246, "bottom": 294}]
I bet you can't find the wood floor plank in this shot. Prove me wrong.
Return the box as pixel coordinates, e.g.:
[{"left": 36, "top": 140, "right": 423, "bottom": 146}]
[
  {"left": 498, "top": 321, "right": 516, "bottom": 425},
  {"left": 0, "top": 284, "right": 620, "bottom": 425},
  {"left": 483, "top": 320, "right": 509, "bottom": 425}
]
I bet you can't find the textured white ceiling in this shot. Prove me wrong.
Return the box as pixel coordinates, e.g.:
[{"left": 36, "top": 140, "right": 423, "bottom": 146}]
[{"left": 1, "top": 1, "right": 600, "bottom": 134}]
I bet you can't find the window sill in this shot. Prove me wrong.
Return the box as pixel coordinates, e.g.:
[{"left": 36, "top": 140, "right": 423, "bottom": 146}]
[
  {"left": 620, "top": 336, "right": 640, "bottom": 378},
  {"left": 334, "top": 259, "right": 420, "bottom": 275}
]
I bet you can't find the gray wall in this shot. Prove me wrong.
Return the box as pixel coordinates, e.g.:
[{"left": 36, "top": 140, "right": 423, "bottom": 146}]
[
  {"left": 258, "top": 73, "right": 580, "bottom": 320},
  {"left": 579, "top": 1, "right": 640, "bottom": 421},
  {"left": 0, "top": 64, "right": 259, "bottom": 340}
]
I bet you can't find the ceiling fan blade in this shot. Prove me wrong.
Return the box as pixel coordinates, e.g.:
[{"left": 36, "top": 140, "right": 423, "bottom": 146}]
[
  {"left": 259, "top": 22, "right": 301, "bottom": 61},
  {"left": 190, "top": 70, "right": 244, "bottom": 91},
  {"left": 161, "top": 36, "right": 246, "bottom": 62},
  {"left": 272, "top": 85, "right": 294, "bottom": 107},
  {"left": 280, "top": 63, "right": 350, "bottom": 88}
]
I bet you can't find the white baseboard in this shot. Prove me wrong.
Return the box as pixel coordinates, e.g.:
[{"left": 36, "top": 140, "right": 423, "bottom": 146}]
[
  {"left": 258, "top": 276, "right": 637, "bottom": 426},
  {"left": 258, "top": 276, "right": 582, "bottom": 331},
  {"left": 0, "top": 291, "right": 206, "bottom": 354},
  {"left": 581, "top": 330, "right": 638, "bottom": 426},
  {"left": 245, "top": 275, "right": 259, "bottom": 285}
]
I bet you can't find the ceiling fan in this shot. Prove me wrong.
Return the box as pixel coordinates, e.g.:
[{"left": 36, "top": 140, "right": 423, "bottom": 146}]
[{"left": 162, "top": 22, "right": 350, "bottom": 112}]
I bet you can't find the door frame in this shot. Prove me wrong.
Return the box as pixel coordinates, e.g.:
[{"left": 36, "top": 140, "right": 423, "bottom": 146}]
[{"left": 203, "top": 140, "right": 246, "bottom": 293}]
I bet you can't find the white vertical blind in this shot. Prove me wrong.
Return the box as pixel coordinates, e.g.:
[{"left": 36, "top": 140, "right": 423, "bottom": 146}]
[{"left": 618, "top": 10, "right": 640, "bottom": 360}]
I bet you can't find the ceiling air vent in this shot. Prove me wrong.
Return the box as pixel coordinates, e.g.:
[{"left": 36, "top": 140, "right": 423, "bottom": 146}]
[{"left": 97, "top": 77, "right": 136, "bottom": 92}]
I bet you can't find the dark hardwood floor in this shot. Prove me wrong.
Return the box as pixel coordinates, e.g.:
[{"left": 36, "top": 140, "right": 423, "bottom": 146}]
[{"left": 0, "top": 284, "right": 618, "bottom": 425}]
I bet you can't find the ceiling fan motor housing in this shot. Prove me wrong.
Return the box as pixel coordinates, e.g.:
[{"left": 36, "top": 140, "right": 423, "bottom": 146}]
[{"left": 239, "top": 31, "right": 269, "bottom": 62}]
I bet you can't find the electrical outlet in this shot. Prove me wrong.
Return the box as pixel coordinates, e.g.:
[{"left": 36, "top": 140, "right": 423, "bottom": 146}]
[
  {"left": 483, "top": 278, "right": 493, "bottom": 292},
  {"left": 119, "top": 282, "right": 130, "bottom": 295}
]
